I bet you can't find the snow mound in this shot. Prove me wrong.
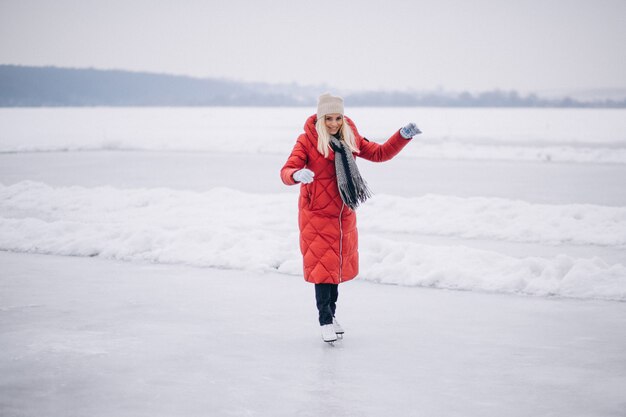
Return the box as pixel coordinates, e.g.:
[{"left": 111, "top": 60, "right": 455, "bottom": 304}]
[
  {"left": 1, "top": 181, "right": 625, "bottom": 301},
  {"left": 358, "top": 238, "right": 626, "bottom": 301},
  {"left": 362, "top": 194, "right": 626, "bottom": 246}
]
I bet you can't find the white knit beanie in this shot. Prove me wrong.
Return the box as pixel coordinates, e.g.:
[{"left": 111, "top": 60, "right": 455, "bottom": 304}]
[{"left": 317, "top": 93, "right": 344, "bottom": 119}]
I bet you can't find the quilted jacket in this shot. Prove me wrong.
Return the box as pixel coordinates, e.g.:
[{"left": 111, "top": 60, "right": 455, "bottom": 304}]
[{"left": 280, "top": 114, "right": 411, "bottom": 284}]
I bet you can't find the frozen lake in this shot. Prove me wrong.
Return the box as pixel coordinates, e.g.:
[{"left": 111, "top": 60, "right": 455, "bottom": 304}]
[
  {"left": 1, "top": 150, "right": 626, "bottom": 206},
  {"left": 2, "top": 107, "right": 626, "bottom": 163},
  {"left": 2, "top": 251, "right": 625, "bottom": 417},
  {"left": 1, "top": 107, "right": 625, "bottom": 284},
  {"left": 1, "top": 107, "right": 625, "bottom": 416}
]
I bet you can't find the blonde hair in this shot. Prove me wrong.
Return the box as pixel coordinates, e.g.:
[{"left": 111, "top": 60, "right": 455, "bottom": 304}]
[{"left": 315, "top": 116, "right": 359, "bottom": 158}]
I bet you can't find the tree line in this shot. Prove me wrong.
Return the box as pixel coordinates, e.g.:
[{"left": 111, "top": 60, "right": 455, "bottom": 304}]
[{"left": 1, "top": 65, "right": 624, "bottom": 108}]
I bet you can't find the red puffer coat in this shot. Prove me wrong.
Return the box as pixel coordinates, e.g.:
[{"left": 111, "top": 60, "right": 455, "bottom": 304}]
[{"left": 281, "top": 114, "right": 411, "bottom": 284}]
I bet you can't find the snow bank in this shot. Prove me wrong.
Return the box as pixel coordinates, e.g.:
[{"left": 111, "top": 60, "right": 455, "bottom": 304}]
[
  {"left": 2, "top": 107, "right": 626, "bottom": 164},
  {"left": 4, "top": 141, "right": 625, "bottom": 165},
  {"left": 3, "top": 181, "right": 624, "bottom": 247},
  {"left": 363, "top": 194, "right": 626, "bottom": 246},
  {"left": 358, "top": 239, "right": 626, "bottom": 301},
  {"left": 2, "top": 181, "right": 625, "bottom": 300}
]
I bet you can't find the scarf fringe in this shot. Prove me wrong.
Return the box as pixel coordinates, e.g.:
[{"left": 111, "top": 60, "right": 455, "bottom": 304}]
[{"left": 330, "top": 137, "right": 372, "bottom": 210}]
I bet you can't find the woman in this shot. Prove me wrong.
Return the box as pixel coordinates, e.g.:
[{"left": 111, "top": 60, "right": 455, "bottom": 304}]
[{"left": 280, "top": 93, "right": 421, "bottom": 343}]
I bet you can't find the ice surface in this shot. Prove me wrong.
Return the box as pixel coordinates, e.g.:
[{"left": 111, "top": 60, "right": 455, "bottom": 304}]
[
  {"left": 1, "top": 251, "right": 625, "bottom": 417},
  {"left": 3, "top": 151, "right": 626, "bottom": 207}
]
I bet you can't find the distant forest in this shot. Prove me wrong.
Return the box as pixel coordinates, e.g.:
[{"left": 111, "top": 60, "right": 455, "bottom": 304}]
[{"left": 1, "top": 65, "right": 625, "bottom": 108}]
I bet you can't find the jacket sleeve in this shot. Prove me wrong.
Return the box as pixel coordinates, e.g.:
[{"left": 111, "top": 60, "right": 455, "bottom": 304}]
[
  {"left": 280, "top": 136, "right": 308, "bottom": 185},
  {"left": 357, "top": 129, "right": 411, "bottom": 162}
]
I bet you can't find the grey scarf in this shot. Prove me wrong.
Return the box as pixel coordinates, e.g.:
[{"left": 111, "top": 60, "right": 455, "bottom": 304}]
[{"left": 330, "top": 135, "right": 372, "bottom": 210}]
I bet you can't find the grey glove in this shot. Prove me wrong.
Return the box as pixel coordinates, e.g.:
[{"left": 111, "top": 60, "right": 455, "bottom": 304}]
[
  {"left": 400, "top": 123, "right": 422, "bottom": 139},
  {"left": 293, "top": 168, "right": 315, "bottom": 184}
]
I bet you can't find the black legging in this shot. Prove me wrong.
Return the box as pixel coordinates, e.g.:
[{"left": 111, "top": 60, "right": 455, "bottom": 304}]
[{"left": 315, "top": 283, "right": 338, "bottom": 325}]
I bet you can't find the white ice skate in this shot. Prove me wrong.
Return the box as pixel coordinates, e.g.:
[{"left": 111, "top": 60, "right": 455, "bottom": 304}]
[
  {"left": 321, "top": 324, "right": 337, "bottom": 343},
  {"left": 333, "top": 318, "right": 344, "bottom": 339}
]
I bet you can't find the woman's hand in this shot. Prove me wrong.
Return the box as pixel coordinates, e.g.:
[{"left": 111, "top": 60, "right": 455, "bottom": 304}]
[
  {"left": 400, "top": 123, "right": 422, "bottom": 139},
  {"left": 293, "top": 168, "right": 315, "bottom": 184}
]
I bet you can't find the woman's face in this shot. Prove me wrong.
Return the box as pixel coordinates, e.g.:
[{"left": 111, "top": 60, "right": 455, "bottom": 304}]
[{"left": 324, "top": 113, "right": 343, "bottom": 136}]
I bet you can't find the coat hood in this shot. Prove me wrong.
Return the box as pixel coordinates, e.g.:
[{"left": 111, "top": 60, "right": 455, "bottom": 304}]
[{"left": 302, "top": 114, "right": 361, "bottom": 159}]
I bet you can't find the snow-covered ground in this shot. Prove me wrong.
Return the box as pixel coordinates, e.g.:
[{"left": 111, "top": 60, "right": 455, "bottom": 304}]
[
  {"left": 2, "top": 107, "right": 626, "bottom": 163},
  {"left": 1, "top": 180, "right": 624, "bottom": 300},
  {"left": 1, "top": 107, "right": 626, "bottom": 416}
]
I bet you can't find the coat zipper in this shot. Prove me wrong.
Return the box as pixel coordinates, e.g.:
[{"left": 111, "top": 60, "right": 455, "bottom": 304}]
[{"left": 338, "top": 202, "right": 345, "bottom": 283}]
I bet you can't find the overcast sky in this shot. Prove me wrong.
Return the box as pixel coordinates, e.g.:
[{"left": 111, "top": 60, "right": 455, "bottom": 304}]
[{"left": 1, "top": 0, "right": 625, "bottom": 93}]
